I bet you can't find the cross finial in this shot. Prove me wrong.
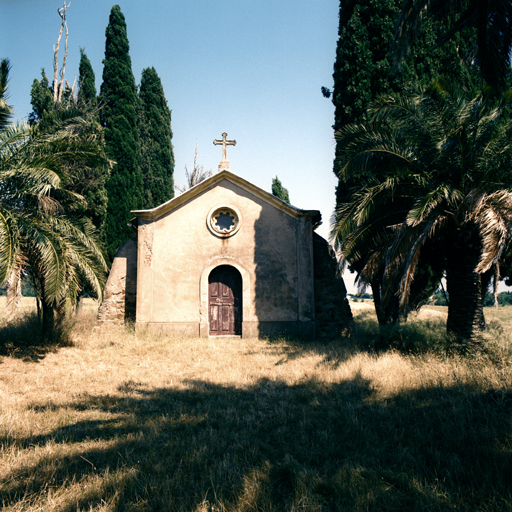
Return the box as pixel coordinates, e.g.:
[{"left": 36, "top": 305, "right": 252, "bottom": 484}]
[{"left": 213, "top": 132, "right": 236, "bottom": 171}]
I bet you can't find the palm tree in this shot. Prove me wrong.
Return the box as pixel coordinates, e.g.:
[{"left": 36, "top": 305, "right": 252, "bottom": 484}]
[
  {"left": 392, "top": 0, "right": 512, "bottom": 92},
  {"left": 332, "top": 77, "right": 512, "bottom": 343},
  {"left": 0, "top": 59, "right": 111, "bottom": 338},
  {"left": 0, "top": 59, "right": 11, "bottom": 131}
]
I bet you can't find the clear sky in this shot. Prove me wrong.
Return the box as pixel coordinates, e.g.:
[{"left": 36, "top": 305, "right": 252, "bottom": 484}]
[{"left": 1, "top": 1, "right": 356, "bottom": 293}]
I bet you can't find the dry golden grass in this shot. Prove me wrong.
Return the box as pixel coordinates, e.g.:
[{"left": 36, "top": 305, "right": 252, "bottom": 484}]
[{"left": 1, "top": 300, "right": 512, "bottom": 511}]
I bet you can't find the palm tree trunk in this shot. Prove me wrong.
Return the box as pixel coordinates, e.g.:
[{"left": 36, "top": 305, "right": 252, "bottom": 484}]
[
  {"left": 41, "top": 300, "right": 55, "bottom": 341},
  {"left": 371, "top": 278, "right": 400, "bottom": 327},
  {"left": 30, "top": 273, "right": 42, "bottom": 321},
  {"left": 445, "top": 234, "right": 485, "bottom": 344},
  {"left": 493, "top": 264, "right": 500, "bottom": 308},
  {"left": 76, "top": 293, "right": 83, "bottom": 314},
  {"left": 371, "top": 280, "right": 386, "bottom": 326}
]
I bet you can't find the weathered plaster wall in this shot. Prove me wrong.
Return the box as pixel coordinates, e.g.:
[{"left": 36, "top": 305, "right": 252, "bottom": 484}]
[{"left": 135, "top": 179, "right": 315, "bottom": 337}]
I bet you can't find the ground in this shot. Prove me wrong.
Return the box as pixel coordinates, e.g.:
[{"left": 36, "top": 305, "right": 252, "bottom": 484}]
[{"left": 1, "top": 299, "right": 512, "bottom": 511}]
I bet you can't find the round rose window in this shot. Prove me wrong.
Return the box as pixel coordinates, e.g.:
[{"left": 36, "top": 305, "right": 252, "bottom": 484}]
[{"left": 207, "top": 206, "right": 242, "bottom": 237}]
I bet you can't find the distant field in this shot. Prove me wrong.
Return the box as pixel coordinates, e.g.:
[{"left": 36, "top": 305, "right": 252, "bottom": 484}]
[
  {"left": 349, "top": 298, "right": 512, "bottom": 324},
  {"left": 4, "top": 296, "right": 510, "bottom": 321},
  {"left": 0, "top": 296, "right": 99, "bottom": 320},
  {"left": 1, "top": 299, "right": 512, "bottom": 510}
]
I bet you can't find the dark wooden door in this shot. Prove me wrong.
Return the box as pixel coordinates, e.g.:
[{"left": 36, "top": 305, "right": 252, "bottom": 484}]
[{"left": 209, "top": 266, "right": 242, "bottom": 336}]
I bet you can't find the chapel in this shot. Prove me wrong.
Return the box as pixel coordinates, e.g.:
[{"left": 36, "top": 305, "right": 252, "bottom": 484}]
[{"left": 98, "top": 141, "right": 353, "bottom": 338}]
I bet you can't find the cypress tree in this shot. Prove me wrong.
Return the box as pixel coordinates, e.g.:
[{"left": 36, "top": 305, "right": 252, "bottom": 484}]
[
  {"left": 138, "top": 67, "right": 175, "bottom": 208},
  {"left": 329, "top": 0, "right": 474, "bottom": 323},
  {"left": 100, "top": 4, "right": 142, "bottom": 259},
  {"left": 330, "top": 0, "right": 467, "bottom": 177},
  {"left": 331, "top": 0, "right": 399, "bottom": 132},
  {"left": 28, "top": 70, "right": 53, "bottom": 126},
  {"left": 77, "top": 48, "right": 97, "bottom": 108},
  {"left": 271, "top": 176, "right": 290, "bottom": 204},
  {"left": 76, "top": 49, "right": 108, "bottom": 232}
]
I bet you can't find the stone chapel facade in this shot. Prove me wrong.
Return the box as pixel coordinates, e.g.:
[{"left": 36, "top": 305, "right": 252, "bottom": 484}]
[{"left": 98, "top": 170, "right": 353, "bottom": 338}]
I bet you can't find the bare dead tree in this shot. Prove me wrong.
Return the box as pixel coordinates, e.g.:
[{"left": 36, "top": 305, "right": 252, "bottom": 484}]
[
  {"left": 70, "top": 75, "right": 77, "bottom": 99},
  {"left": 53, "top": 2, "right": 71, "bottom": 103},
  {"left": 58, "top": 5, "right": 70, "bottom": 102},
  {"left": 175, "top": 141, "right": 213, "bottom": 194}
]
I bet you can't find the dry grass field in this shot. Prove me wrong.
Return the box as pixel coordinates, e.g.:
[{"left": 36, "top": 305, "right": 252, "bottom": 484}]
[{"left": 1, "top": 298, "right": 512, "bottom": 511}]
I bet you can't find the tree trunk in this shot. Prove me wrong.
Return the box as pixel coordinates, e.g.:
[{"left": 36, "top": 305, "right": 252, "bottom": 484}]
[
  {"left": 53, "top": 3, "right": 70, "bottom": 102},
  {"left": 41, "top": 300, "right": 55, "bottom": 341},
  {"left": 76, "top": 294, "right": 83, "bottom": 315},
  {"left": 445, "top": 231, "right": 485, "bottom": 344},
  {"left": 6, "top": 263, "right": 22, "bottom": 322},
  {"left": 493, "top": 263, "right": 500, "bottom": 308},
  {"left": 371, "top": 278, "right": 400, "bottom": 327},
  {"left": 35, "top": 295, "right": 41, "bottom": 321},
  {"left": 58, "top": 14, "right": 69, "bottom": 102},
  {"left": 481, "top": 268, "right": 493, "bottom": 304},
  {"left": 31, "top": 273, "right": 42, "bottom": 321},
  {"left": 53, "top": 13, "right": 64, "bottom": 102},
  {"left": 371, "top": 280, "right": 386, "bottom": 326}
]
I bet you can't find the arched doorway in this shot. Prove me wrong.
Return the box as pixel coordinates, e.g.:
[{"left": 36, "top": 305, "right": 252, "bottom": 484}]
[{"left": 208, "top": 265, "right": 242, "bottom": 336}]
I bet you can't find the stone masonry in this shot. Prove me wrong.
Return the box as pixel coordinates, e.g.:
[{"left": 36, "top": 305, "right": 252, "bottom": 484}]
[
  {"left": 313, "top": 233, "right": 354, "bottom": 338},
  {"left": 98, "top": 236, "right": 137, "bottom": 324}
]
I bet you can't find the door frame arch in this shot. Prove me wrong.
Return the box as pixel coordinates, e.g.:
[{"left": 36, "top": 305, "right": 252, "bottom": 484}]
[
  {"left": 199, "top": 257, "right": 250, "bottom": 337},
  {"left": 208, "top": 265, "right": 242, "bottom": 336}
]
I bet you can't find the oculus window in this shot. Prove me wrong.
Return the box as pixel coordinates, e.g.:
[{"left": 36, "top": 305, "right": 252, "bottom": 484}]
[{"left": 207, "top": 206, "right": 242, "bottom": 237}]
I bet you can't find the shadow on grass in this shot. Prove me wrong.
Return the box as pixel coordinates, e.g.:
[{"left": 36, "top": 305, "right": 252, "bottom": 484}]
[
  {"left": 255, "top": 309, "right": 451, "bottom": 371},
  {"left": 0, "top": 313, "right": 51, "bottom": 362},
  {"left": 254, "top": 311, "right": 449, "bottom": 371},
  {"left": 3, "top": 376, "right": 512, "bottom": 511},
  {"left": 253, "top": 338, "right": 363, "bottom": 370},
  {"left": 0, "top": 312, "right": 76, "bottom": 362}
]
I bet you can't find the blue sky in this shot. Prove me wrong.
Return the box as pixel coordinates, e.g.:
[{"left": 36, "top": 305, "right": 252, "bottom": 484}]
[{"left": 1, "top": 0, "right": 359, "bottom": 290}]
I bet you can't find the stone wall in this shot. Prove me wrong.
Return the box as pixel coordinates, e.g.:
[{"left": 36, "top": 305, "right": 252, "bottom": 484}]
[
  {"left": 313, "top": 233, "right": 354, "bottom": 338},
  {"left": 98, "top": 236, "right": 137, "bottom": 324}
]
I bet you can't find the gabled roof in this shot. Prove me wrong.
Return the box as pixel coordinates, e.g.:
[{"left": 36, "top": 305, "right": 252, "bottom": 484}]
[{"left": 131, "top": 170, "right": 321, "bottom": 226}]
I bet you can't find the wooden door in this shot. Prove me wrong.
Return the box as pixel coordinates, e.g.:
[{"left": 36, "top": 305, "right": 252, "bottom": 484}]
[{"left": 209, "top": 266, "right": 242, "bottom": 336}]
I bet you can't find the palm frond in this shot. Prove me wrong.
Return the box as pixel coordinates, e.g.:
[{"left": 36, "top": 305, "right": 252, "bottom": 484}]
[
  {"left": 0, "top": 206, "right": 20, "bottom": 285},
  {"left": 0, "top": 59, "right": 12, "bottom": 131},
  {"left": 398, "top": 218, "right": 438, "bottom": 310},
  {"left": 474, "top": 191, "right": 512, "bottom": 273},
  {"left": 23, "top": 219, "right": 67, "bottom": 303},
  {"left": 6, "top": 253, "right": 25, "bottom": 321},
  {"left": 406, "top": 184, "right": 459, "bottom": 225}
]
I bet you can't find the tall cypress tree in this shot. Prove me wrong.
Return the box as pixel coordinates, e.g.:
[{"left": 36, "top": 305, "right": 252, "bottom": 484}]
[
  {"left": 28, "top": 70, "right": 53, "bottom": 126},
  {"left": 330, "top": 0, "right": 467, "bottom": 178},
  {"left": 138, "top": 67, "right": 175, "bottom": 208},
  {"left": 77, "top": 48, "right": 97, "bottom": 108},
  {"left": 76, "top": 49, "right": 108, "bottom": 233},
  {"left": 331, "top": 0, "right": 400, "bottom": 134},
  {"left": 100, "top": 4, "right": 142, "bottom": 259},
  {"left": 329, "top": 0, "right": 474, "bottom": 323}
]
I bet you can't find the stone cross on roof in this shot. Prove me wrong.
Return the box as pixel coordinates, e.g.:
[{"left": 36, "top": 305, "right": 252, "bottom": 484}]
[{"left": 213, "top": 132, "right": 236, "bottom": 171}]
